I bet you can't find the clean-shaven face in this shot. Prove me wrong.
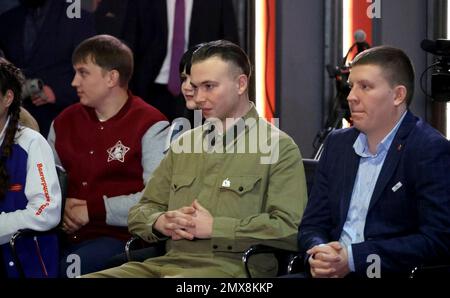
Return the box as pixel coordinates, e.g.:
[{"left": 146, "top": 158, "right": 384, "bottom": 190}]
[
  {"left": 71, "top": 58, "right": 111, "bottom": 108},
  {"left": 190, "top": 56, "right": 243, "bottom": 122},
  {"left": 347, "top": 64, "right": 402, "bottom": 138}
]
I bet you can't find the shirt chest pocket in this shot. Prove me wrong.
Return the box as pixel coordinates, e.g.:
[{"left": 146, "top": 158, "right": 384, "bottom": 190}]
[
  {"left": 169, "top": 175, "right": 196, "bottom": 209},
  {"left": 217, "top": 176, "right": 262, "bottom": 218}
]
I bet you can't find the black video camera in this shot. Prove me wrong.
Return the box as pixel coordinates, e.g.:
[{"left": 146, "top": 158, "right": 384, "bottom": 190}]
[
  {"left": 421, "top": 39, "right": 450, "bottom": 102},
  {"left": 326, "top": 64, "right": 351, "bottom": 114}
]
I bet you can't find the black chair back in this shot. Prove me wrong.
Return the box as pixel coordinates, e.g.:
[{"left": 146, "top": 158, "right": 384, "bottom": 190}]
[
  {"left": 55, "top": 165, "right": 67, "bottom": 225},
  {"left": 302, "top": 158, "right": 319, "bottom": 196}
]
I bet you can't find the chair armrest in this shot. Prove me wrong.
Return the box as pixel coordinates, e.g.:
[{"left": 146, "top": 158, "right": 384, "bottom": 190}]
[
  {"left": 125, "top": 236, "right": 165, "bottom": 262},
  {"left": 287, "top": 254, "right": 304, "bottom": 275},
  {"left": 125, "top": 236, "right": 142, "bottom": 261},
  {"left": 242, "top": 244, "right": 298, "bottom": 278},
  {"left": 9, "top": 229, "right": 58, "bottom": 278},
  {"left": 10, "top": 229, "right": 56, "bottom": 243},
  {"left": 409, "top": 264, "right": 450, "bottom": 278}
]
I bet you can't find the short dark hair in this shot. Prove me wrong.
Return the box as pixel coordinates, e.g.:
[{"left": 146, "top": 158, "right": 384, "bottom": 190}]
[
  {"left": 351, "top": 45, "right": 415, "bottom": 106},
  {"left": 72, "top": 35, "right": 133, "bottom": 87},
  {"left": 191, "top": 40, "right": 251, "bottom": 79},
  {"left": 179, "top": 43, "right": 205, "bottom": 75}
]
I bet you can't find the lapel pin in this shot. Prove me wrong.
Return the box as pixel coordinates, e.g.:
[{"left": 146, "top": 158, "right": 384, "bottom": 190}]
[
  {"left": 392, "top": 181, "right": 403, "bottom": 192},
  {"left": 397, "top": 144, "right": 402, "bottom": 151},
  {"left": 222, "top": 178, "right": 231, "bottom": 187}
]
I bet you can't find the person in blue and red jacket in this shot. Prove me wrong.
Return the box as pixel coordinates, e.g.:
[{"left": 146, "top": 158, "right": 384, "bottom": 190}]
[
  {"left": 0, "top": 57, "right": 62, "bottom": 278},
  {"left": 47, "top": 35, "right": 170, "bottom": 277}
]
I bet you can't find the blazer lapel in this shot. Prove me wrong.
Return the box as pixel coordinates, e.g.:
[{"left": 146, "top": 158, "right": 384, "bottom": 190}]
[
  {"left": 26, "top": 1, "right": 59, "bottom": 64},
  {"left": 339, "top": 130, "right": 360, "bottom": 226},
  {"left": 158, "top": 0, "right": 168, "bottom": 42},
  {"left": 189, "top": 0, "right": 201, "bottom": 46},
  {"left": 368, "top": 111, "right": 416, "bottom": 210}
]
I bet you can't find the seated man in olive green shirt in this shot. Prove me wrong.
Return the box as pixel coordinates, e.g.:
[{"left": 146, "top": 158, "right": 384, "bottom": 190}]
[{"left": 85, "top": 40, "right": 307, "bottom": 278}]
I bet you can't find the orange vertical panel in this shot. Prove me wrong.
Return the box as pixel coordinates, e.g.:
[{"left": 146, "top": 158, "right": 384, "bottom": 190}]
[
  {"left": 352, "top": 0, "right": 372, "bottom": 45},
  {"left": 348, "top": 0, "right": 373, "bottom": 61},
  {"left": 265, "top": 0, "right": 276, "bottom": 120},
  {"left": 343, "top": 0, "right": 372, "bottom": 62}
]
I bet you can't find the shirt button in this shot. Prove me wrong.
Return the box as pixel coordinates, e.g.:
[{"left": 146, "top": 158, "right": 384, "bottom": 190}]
[
  {"left": 100, "top": 126, "right": 104, "bottom": 130},
  {"left": 213, "top": 245, "right": 218, "bottom": 249},
  {"left": 89, "top": 150, "right": 94, "bottom": 155},
  {"left": 82, "top": 182, "right": 88, "bottom": 186},
  {"left": 9, "top": 261, "right": 14, "bottom": 267},
  {"left": 227, "top": 246, "right": 232, "bottom": 250},
  {"left": 238, "top": 186, "right": 243, "bottom": 192}
]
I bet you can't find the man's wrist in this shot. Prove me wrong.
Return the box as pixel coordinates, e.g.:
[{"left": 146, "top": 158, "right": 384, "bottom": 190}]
[{"left": 152, "top": 213, "right": 166, "bottom": 237}]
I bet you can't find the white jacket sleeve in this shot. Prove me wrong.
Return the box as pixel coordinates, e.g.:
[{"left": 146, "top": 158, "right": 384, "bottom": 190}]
[
  {"left": 0, "top": 128, "right": 62, "bottom": 245},
  {"left": 104, "top": 121, "right": 170, "bottom": 226}
]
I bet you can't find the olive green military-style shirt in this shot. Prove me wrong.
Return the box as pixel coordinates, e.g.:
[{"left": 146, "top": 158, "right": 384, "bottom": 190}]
[{"left": 127, "top": 104, "right": 307, "bottom": 277}]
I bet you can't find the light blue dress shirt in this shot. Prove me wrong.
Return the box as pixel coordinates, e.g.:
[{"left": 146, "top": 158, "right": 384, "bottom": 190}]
[{"left": 340, "top": 112, "right": 406, "bottom": 271}]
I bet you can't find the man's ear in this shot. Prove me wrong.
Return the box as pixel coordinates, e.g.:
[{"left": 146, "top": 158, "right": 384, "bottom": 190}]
[
  {"left": 2, "top": 90, "right": 14, "bottom": 108},
  {"left": 237, "top": 74, "right": 248, "bottom": 95},
  {"left": 393, "top": 85, "right": 407, "bottom": 106},
  {"left": 106, "top": 70, "right": 120, "bottom": 87}
]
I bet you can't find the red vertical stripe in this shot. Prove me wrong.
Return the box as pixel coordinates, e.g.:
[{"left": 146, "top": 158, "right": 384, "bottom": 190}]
[
  {"left": 352, "top": 0, "right": 372, "bottom": 44},
  {"left": 349, "top": 0, "right": 373, "bottom": 61},
  {"left": 265, "top": 0, "right": 276, "bottom": 120}
]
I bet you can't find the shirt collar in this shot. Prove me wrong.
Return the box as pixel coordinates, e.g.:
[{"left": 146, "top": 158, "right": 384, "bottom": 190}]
[
  {"left": 353, "top": 111, "right": 407, "bottom": 158},
  {"left": 202, "top": 102, "right": 258, "bottom": 147},
  {"left": 202, "top": 102, "right": 258, "bottom": 136}
]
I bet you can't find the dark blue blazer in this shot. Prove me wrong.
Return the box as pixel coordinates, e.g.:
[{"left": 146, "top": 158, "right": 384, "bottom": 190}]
[
  {"left": 0, "top": 0, "right": 95, "bottom": 137},
  {"left": 298, "top": 111, "right": 450, "bottom": 276}
]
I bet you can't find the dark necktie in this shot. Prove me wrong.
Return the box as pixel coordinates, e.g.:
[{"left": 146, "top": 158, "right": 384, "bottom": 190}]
[{"left": 167, "top": 0, "right": 185, "bottom": 96}]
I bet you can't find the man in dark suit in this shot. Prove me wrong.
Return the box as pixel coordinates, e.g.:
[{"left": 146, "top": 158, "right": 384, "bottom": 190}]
[
  {"left": 0, "top": 0, "right": 95, "bottom": 137},
  {"left": 122, "top": 0, "right": 239, "bottom": 122},
  {"left": 93, "top": 0, "right": 129, "bottom": 38},
  {"left": 298, "top": 46, "right": 450, "bottom": 278}
]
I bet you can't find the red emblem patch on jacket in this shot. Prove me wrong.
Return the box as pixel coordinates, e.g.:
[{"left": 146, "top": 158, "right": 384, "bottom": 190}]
[{"left": 9, "top": 184, "right": 23, "bottom": 192}]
